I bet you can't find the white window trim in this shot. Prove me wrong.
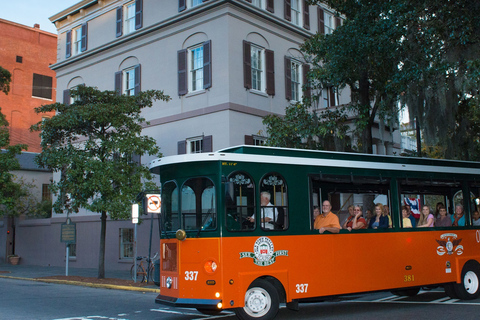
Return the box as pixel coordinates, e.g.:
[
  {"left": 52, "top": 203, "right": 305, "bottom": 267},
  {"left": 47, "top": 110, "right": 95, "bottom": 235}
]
[
  {"left": 124, "top": 1, "right": 136, "bottom": 35},
  {"left": 324, "top": 11, "right": 334, "bottom": 35},
  {"left": 187, "top": 136, "right": 204, "bottom": 154},
  {"left": 72, "top": 26, "right": 82, "bottom": 56},
  {"left": 252, "top": 0, "right": 264, "bottom": 9},
  {"left": 123, "top": 67, "right": 135, "bottom": 96},
  {"left": 188, "top": 44, "right": 204, "bottom": 93},
  {"left": 290, "top": 59, "right": 303, "bottom": 102},
  {"left": 251, "top": 44, "right": 265, "bottom": 93},
  {"left": 291, "top": 0, "right": 302, "bottom": 27},
  {"left": 253, "top": 135, "right": 267, "bottom": 146}
]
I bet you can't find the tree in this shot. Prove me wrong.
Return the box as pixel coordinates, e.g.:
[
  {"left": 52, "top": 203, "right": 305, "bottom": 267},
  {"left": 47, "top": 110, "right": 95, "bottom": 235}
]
[
  {"left": 0, "top": 67, "right": 27, "bottom": 216},
  {"left": 32, "top": 85, "right": 170, "bottom": 278}
]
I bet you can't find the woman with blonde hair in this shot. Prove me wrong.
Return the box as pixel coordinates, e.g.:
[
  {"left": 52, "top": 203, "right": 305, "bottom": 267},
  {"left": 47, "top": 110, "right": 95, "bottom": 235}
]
[
  {"left": 368, "top": 203, "right": 389, "bottom": 229},
  {"left": 417, "top": 205, "right": 434, "bottom": 227}
]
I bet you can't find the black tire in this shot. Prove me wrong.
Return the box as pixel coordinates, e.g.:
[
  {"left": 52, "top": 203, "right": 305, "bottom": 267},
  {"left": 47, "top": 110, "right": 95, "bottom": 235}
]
[
  {"left": 390, "top": 287, "right": 420, "bottom": 297},
  {"left": 453, "top": 261, "right": 480, "bottom": 300},
  {"left": 234, "top": 279, "right": 280, "bottom": 320},
  {"left": 148, "top": 265, "right": 155, "bottom": 283},
  {"left": 196, "top": 308, "right": 222, "bottom": 315},
  {"left": 444, "top": 283, "right": 459, "bottom": 299},
  {"left": 130, "top": 264, "right": 146, "bottom": 282}
]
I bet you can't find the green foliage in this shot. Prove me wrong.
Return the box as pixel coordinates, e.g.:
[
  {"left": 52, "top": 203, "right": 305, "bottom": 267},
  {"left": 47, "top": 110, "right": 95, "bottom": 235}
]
[
  {"left": 32, "top": 85, "right": 170, "bottom": 219},
  {"left": 0, "top": 66, "right": 11, "bottom": 95}
]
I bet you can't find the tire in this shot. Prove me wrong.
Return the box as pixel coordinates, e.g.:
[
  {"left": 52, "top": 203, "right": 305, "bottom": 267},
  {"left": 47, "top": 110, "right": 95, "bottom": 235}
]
[
  {"left": 196, "top": 308, "right": 222, "bottom": 315},
  {"left": 234, "top": 279, "right": 280, "bottom": 320},
  {"left": 444, "top": 283, "right": 459, "bottom": 299},
  {"left": 130, "top": 264, "right": 146, "bottom": 282},
  {"left": 148, "top": 265, "right": 155, "bottom": 283},
  {"left": 390, "top": 287, "right": 420, "bottom": 297},
  {"left": 453, "top": 261, "right": 480, "bottom": 300}
]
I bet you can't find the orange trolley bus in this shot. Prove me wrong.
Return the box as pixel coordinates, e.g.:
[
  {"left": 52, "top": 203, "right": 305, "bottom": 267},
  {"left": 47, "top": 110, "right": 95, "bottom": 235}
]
[{"left": 149, "top": 145, "right": 480, "bottom": 319}]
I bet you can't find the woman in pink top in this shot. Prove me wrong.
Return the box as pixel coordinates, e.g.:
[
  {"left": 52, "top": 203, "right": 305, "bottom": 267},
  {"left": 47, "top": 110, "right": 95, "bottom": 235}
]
[{"left": 417, "top": 205, "right": 435, "bottom": 227}]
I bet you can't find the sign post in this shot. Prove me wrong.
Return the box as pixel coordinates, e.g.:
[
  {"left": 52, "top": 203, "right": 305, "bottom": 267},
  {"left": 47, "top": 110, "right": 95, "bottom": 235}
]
[
  {"left": 60, "top": 218, "right": 76, "bottom": 276},
  {"left": 145, "top": 193, "right": 161, "bottom": 283},
  {"left": 132, "top": 204, "right": 139, "bottom": 283}
]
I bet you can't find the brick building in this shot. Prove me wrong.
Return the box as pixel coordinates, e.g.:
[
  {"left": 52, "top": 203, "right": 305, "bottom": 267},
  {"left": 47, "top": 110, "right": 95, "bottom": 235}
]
[{"left": 0, "top": 19, "right": 57, "bottom": 153}]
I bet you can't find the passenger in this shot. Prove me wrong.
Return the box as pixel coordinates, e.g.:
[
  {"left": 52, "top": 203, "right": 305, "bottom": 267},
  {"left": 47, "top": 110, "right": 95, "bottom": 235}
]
[
  {"left": 314, "top": 200, "right": 341, "bottom": 234},
  {"left": 402, "top": 206, "right": 412, "bottom": 228},
  {"left": 368, "top": 203, "right": 389, "bottom": 229},
  {"left": 417, "top": 205, "right": 434, "bottom": 227},
  {"left": 383, "top": 205, "right": 393, "bottom": 228},
  {"left": 405, "top": 204, "right": 416, "bottom": 227},
  {"left": 472, "top": 211, "right": 480, "bottom": 226},
  {"left": 365, "top": 209, "right": 374, "bottom": 227},
  {"left": 312, "top": 206, "right": 320, "bottom": 222},
  {"left": 451, "top": 204, "right": 465, "bottom": 227},
  {"left": 248, "top": 191, "right": 278, "bottom": 229},
  {"left": 347, "top": 205, "right": 354, "bottom": 218},
  {"left": 342, "top": 205, "right": 367, "bottom": 231},
  {"left": 435, "top": 205, "right": 452, "bottom": 227},
  {"left": 435, "top": 202, "right": 444, "bottom": 216}
]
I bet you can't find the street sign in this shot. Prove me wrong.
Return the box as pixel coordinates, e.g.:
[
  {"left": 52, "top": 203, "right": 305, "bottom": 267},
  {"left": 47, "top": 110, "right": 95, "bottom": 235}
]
[
  {"left": 61, "top": 222, "right": 76, "bottom": 244},
  {"left": 146, "top": 194, "right": 161, "bottom": 213},
  {"left": 132, "top": 204, "right": 139, "bottom": 224}
]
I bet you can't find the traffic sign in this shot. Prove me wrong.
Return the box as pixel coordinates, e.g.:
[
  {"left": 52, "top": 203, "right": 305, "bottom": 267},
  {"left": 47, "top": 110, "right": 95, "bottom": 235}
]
[
  {"left": 132, "top": 204, "right": 139, "bottom": 224},
  {"left": 146, "top": 194, "right": 161, "bottom": 213}
]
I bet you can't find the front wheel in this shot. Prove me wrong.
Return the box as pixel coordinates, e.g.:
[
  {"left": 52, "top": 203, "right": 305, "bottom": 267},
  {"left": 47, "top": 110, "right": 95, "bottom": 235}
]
[
  {"left": 453, "top": 261, "right": 480, "bottom": 300},
  {"left": 235, "top": 279, "right": 280, "bottom": 320},
  {"left": 130, "top": 264, "right": 146, "bottom": 282}
]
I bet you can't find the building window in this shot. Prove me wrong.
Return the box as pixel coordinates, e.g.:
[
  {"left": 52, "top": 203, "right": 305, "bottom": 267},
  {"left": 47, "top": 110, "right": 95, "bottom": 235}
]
[
  {"left": 285, "top": 57, "right": 309, "bottom": 101},
  {"left": 32, "top": 74, "right": 53, "bottom": 100},
  {"left": 188, "top": 136, "right": 204, "bottom": 153},
  {"left": 290, "top": 60, "right": 301, "bottom": 102},
  {"left": 68, "top": 244, "right": 76, "bottom": 259},
  {"left": 191, "top": 0, "right": 203, "bottom": 7},
  {"left": 324, "top": 11, "right": 334, "bottom": 35},
  {"left": 178, "top": 41, "right": 212, "bottom": 96},
  {"left": 72, "top": 26, "right": 82, "bottom": 56},
  {"left": 243, "top": 41, "right": 275, "bottom": 95},
  {"left": 66, "top": 24, "right": 87, "bottom": 58},
  {"left": 116, "top": 0, "right": 142, "bottom": 38},
  {"left": 253, "top": 135, "right": 266, "bottom": 146},
  {"left": 321, "top": 87, "right": 337, "bottom": 108},
  {"left": 114, "top": 65, "right": 141, "bottom": 96},
  {"left": 42, "top": 184, "right": 51, "bottom": 201},
  {"left": 120, "top": 228, "right": 134, "bottom": 259},
  {"left": 318, "top": 7, "right": 340, "bottom": 35},
  {"left": 16, "top": 56, "right": 22, "bottom": 63},
  {"left": 291, "top": 0, "right": 302, "bottom": 26},
  {"left": 178, "top": 135, "right": 213, "bottom": 154}
]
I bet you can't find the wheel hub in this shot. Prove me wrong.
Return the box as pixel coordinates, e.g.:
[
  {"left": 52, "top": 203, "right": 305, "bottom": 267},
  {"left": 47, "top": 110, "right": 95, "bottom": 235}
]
[{"left": 464, "top": 271, "right": 479, "bottom": 294}]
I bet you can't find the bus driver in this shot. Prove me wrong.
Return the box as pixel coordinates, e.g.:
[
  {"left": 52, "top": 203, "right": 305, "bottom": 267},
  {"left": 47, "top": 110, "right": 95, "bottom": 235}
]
[{"left": 314, "top": 200, "right": 341, "bottom": 234}]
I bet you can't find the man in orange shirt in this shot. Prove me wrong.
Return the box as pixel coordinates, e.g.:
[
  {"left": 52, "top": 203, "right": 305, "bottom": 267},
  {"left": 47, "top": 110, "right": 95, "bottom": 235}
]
[{"left": 314, "top": 200, "right": 341, "bottom": 234}]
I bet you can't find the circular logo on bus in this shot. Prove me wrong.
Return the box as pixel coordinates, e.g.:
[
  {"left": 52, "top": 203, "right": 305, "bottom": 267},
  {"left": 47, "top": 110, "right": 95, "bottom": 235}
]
[{"left": 253, "top": 237, "right": 274, "bottom": 262}]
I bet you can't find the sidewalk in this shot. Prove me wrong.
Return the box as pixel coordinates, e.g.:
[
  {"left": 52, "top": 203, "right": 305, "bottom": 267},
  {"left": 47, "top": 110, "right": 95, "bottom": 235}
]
[{"left": 0, "top": 263, "right": 159, "bottom": 293}]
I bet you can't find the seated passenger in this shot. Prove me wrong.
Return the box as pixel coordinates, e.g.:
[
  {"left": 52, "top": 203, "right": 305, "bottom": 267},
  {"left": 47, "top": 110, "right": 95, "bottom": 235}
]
[
  {"left": 473, "top": 211, "right": 480, "bottom": 226},
  {"left": 314, "top": 200, "right": 341, "bottom": 234},
  {"left": 343, "top": 205, "right": 367, "bottom": 231},
  {"left": 402, "top": 206, "right": 412, "bottom": 228},
  {"left": 247, "top": 191, "right": 278, "bottom": 230},
  {"left": 451, "top": 204, "right": 465, "bottom": 227},
  {"left": 405, "top": 204, "right": 416, "bottom": 227},
  {"left": 368, "top": 203, "right": 389, "bottom": 229},
  {"left": 383, "top": 206, "right": 392, "bottom": 228},
  {"left": 417, "top": 205, "right": 434, "bottom": 227},
  {"left": 435, "top": 205, "right": 452, "bottom": 227}
]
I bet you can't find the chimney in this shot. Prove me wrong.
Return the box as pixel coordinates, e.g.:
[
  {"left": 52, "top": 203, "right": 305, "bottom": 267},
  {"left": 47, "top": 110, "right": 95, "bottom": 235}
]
[{"left": 34, "top": 24, "right": 40, "bottom": 29}]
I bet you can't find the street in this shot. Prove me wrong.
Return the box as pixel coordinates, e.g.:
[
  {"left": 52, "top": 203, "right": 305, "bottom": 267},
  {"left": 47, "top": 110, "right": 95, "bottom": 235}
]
[{"left": 1, "top": 278, "right": 479, "bottom": 320}]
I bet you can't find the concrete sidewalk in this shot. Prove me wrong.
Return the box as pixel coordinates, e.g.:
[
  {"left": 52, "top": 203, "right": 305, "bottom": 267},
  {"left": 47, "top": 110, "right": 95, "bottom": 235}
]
[{"left": 0, "top": 263, "right": 159, "bottom": 292}]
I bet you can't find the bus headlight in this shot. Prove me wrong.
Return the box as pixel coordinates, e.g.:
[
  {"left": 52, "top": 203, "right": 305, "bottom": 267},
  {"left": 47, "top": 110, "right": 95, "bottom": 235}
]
[
  {"left": 176, "top": 229, "right": 187, "bottom": 241},
  {"left": 204, "top": 260, "right": 217, "bottom": 273},
  {"left": 166, "top": 277, "right": 173, "bottom": 289}
]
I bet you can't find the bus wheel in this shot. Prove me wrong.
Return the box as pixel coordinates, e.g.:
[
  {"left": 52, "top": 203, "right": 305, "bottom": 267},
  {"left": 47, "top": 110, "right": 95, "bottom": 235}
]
[
  {"left": 235, "top": 279, "right": 280, "bottom": 320},
  {"left": 390, "top": 287, "right": 420, "bottom": 297},
  {"left": 444, "top": 283, "right": 459, "bottom": 299},
  {"left": 454, "top": 261, "right": 480, "bottom": 300}
]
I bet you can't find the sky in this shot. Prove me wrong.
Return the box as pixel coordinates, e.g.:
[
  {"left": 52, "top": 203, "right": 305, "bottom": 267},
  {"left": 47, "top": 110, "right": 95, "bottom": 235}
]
[{"left": 1, "top": 0, "right": 81, "bottom": 34}]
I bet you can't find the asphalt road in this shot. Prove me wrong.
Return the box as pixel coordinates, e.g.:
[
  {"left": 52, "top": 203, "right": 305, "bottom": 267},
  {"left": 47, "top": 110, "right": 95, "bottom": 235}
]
[{"left": 1, "top": 278, "right": 479, "bottom": 320}]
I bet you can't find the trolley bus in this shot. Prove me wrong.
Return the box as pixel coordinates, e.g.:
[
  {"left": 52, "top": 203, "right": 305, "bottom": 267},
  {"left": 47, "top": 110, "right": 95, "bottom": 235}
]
[{"left": 150, "top": 145, "right": 480, "bottom": 320}]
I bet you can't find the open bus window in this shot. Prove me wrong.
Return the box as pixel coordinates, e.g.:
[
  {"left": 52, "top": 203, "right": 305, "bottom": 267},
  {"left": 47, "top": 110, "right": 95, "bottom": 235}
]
[
  {"left": 260, "top": 173, "right": 288, "bottom": 231},
  {"left": 399, "top": 178, "right": 462, "bottom": 227},
  {"left": 310, "top": 174, "right": 390, "bottom": 230},
  {"left": 469, "top": 184, "right": 480, "bottom": 227},
  {"left": 162, "top": 181, "right": 179, "bottom": 231},
  {"left": 226, "top": 171, "right": 255, "bottom": 231},
  {"left": 181, "top": 177, "right": 216, "bottom": 231}
]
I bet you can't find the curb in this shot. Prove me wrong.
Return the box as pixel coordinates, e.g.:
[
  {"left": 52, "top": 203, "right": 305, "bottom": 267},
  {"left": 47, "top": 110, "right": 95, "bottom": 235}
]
[{"left": 0, "top": 275, "right": 160, "bottom": 293}]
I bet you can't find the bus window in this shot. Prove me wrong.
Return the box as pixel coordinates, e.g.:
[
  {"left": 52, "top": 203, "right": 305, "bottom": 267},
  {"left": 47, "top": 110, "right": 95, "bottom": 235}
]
[
  {"left": 310, "top": 174, "right": 390, "bottom": 230},
  {"left": 226, "top": 171, "right": 255, "bottom": 231},
  {"left": 260, "top": 173, "right": 288, "bottom": 230},
  {"left": 181, "top": 177, "right": 216, "bottom": 231},
  {"left": 399, "top": 178, "right": 462, "bottom": 228},
  {"left": 162, "top": 181, "right": 179, "bottom": 231},
  {"left": 469, "top": 184, "right": 480, "bottom": 227}
]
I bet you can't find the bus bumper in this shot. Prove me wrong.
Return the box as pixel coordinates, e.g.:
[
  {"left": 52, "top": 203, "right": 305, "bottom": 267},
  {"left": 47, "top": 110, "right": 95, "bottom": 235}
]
[{"left": 155, "top": 294, "right": 222, "bottom": 310}]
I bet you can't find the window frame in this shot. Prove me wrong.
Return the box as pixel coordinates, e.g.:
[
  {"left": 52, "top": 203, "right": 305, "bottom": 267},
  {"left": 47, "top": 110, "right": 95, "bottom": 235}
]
[
  {"left": 119, "top": 228, "right": 134, "bottom": 260},
  {"left": 123, "top": 67, "right": 136, "bottom": 96},
  {"left": 32, "top": 73, "right": 53, "bottom": 100},
  {"left": 189, "top": 44, "right": 204, "bottom": 93},
  {"left": 250, "top": 44, "right": 265, "bottom": 92},
  {"left": 225, "top": 171, "right": 256, "bottom": 232}
]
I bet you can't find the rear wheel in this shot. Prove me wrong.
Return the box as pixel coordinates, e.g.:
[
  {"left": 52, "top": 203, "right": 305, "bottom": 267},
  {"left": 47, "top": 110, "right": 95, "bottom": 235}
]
[
  {"left": 235, "top": 279, "right": 280, "bottom": 320},
  {"left": 130, "top": 264, "right": 146, "bottom": 282},
  {"left": 453, "top": 261, "right": 480, "bottom": 300}
]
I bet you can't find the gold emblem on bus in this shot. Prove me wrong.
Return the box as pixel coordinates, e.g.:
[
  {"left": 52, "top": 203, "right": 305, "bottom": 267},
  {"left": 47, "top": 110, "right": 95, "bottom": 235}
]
[
  {"left": 436, "top": 233, "right": 463, "bottom": 256},
  {"left": 239, "top": 237, "right": 288, "bottom": 266}
]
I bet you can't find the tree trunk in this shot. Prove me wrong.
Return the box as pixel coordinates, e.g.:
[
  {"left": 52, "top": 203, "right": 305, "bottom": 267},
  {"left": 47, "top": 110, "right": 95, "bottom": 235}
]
[{"left": 98, "top": 210, "right": 107, "bottom": 279}]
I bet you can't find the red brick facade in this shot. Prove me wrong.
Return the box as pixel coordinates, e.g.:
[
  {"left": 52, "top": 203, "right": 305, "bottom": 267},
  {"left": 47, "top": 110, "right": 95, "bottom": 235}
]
[{"left": 0, "top": 19, "right": 56, "bottom": 153}]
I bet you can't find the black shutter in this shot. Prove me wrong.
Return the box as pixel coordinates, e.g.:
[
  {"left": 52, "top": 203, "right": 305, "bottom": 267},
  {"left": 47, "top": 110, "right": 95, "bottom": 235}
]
[
  {"left": 63, "top": 89, "right": 71, "bottom": 105},
  {"left": 66, "top": 30, "right": 72, "bottom": 58},
  {"left": 115, "top": 71, "right": 122, "bottom": 95},
  {"left": 178, "top": 49, "right": 188, "bottom": 96},
  {"left": 329, "top": 87, "right": 336, "bottom": 107},
  {"left": 203, "top": 40, "right": 212, "bottom": 89},
  {"left": 243, "top": 41, "right": 252, "bottom": 89},
  {"left": 134, "top": 64, "right": 141, "bottom": 95},
  {"left": 116, "top": 6, "right": 123, "bottom": 37},
  {"left": 303, "top": 64, "right": 311, "bottom": 98},
  {"left": 178, "top": 140, "right": 186, "bottom": 154},
  {"left": 266, "top": 0, "right": 274, "bottom": 13},
  {"left": 203, "top": 135, "right": 213, "bottom": 152},
  {"left": 179, "top": 0, "right": 186, "bottom": 12},
  {"left": 285, "top": 57, "right": 292, "bottom": 100},
  {"left": 135, "top": 0, "right": 143, "bottom": 30},
  {"left": 81, "top": 23, "right": 88, "bottom": 52},
  {"left": 284, "top": 0, "right": 291, "bottom": 21},
  {"left": 266, "top": 49, "right": 275, "bottom": 96},
  {"left": 245, "top": 135, "right": 254, "bottom": 145},
  {"left": 318, "top": 7, "right": 324, "bottom": 34},
  {"left": 335, "top": 17, "right": 341, "bottom": 29},
  {"left": 303, "top": 1, "right": 310, "bottom": 30}
]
